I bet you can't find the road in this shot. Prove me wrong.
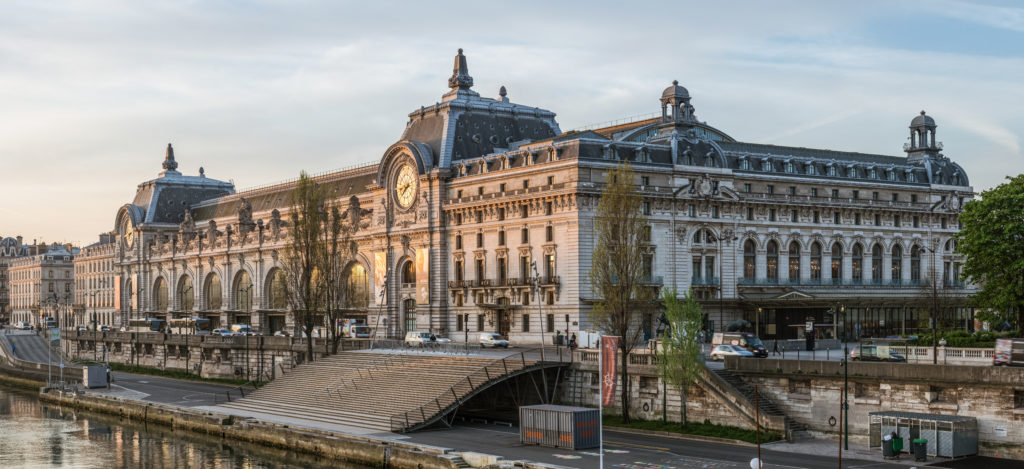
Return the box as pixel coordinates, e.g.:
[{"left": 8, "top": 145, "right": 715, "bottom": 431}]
[
  {"left": 404, "top": 423, "right": 915, "bottom": 469},
  {"left": 1, "top": 330, "right": 66, "bottom": 365}
]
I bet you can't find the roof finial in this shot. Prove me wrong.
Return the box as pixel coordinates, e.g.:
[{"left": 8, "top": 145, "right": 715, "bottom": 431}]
[
  {"left": 199, "top": 166, "right": 205, "bottom": 177},
  {"left": 499, "top": 85, "right": 508, "bottom": 102},
  {"left": 163, "top": 143, "right": 178, "bottom": 171},
  {"left": 921, "top": 110, "right": 926, "bottom": 115},
  {"left": 448, "top": 48, "right": 474, "bottom": 90},
  {"left": 673, "top": 80, "right": 679, "bottom": 86}
]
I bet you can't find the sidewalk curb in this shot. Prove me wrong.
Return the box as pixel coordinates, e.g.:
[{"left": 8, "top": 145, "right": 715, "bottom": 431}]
[{"left": 604, "top": 426, "right": 756, "bottom": 447}]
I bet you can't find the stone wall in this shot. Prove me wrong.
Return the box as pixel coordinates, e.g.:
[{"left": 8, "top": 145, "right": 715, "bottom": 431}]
[
  {"left": 727, "top": 357, "right": 1024, "bottom": 459},
  {"left": 62, "top": 330, "right": 370, "bottom": 380}
]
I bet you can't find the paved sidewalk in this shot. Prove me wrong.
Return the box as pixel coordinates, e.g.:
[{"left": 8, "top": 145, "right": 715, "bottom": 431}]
[{"left": 764, "top": 436, "right": 937, "bottom": 467}]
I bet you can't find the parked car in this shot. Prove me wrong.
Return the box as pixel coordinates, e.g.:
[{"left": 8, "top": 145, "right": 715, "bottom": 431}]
[
  {"left": 75, "top": 325, "right": 87, "bottom": 332},
  {"left": 405, "top": 331, "right": 449, "bottom": 346},
  {"left": 710, "top": 344, "right": 754, "bottom": 361},
  {"left": 993, "top": 338, "right": 1024, "bottom": 366},
  {"left": 211, "top": 328, "right": 233, "bottom": 337},
  {"left": 272, "top": 330, "right": 290, "bottom": 337},
  {"left": 712, "top": 332, "right": 768, "bottom": 357},
  {"left": 850, "top": 342, "right": 906, "bottom": 362},
  {"left": 230, "top": 324, "right": 255, "bottom": 336},
  {"left": 99, "top": 325, "right": 111, "bottom": 332},
  {"left": 479, "top": 332, "right": 509, "bottom": 348}
]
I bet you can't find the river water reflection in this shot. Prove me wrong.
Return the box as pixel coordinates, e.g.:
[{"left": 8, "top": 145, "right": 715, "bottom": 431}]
[{"left": 0, "top": 385, "right": 371, "bottom": 468}]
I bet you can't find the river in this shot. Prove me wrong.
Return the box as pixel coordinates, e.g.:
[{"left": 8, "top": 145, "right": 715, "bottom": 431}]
[{"left": 0, "top": 385, "right": 371, "bottom": 468}]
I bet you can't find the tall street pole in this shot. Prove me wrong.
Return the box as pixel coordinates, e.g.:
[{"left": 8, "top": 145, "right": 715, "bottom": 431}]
[{"left": 844, "top": 343, "right": 849, "bottom": 451}]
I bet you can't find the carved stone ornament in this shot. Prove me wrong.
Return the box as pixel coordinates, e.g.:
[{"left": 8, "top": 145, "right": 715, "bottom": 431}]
[
  {"left": 674, "top": 226, "right": 688, "bottom": 243},
  {"left": 695, "top": 174, "right": 713, "bottom": 197}
]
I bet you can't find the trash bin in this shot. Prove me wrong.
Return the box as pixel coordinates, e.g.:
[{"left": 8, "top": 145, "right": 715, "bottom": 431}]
[
  {"left": 891, "top": 436, "right": 904, "bottom": 458},
  {"left": 882, "top": 434, "right": 894, "bottom": 458},
  {"left": 912, "top": 438, "right": 927, "bottom": 461}
]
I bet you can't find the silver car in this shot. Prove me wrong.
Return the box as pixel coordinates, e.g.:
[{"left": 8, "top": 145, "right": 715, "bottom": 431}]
[
  {"left": 710, "top": 344, "right": 754, "bottom": 361},
  {"left": 479, "top": 332, "right": 508, "bottom": 348}
]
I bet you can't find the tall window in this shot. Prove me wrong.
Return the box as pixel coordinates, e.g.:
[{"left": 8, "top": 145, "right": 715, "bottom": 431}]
[
  {"left": 497, "top": 257, "right": 507, "bottom": 284},
  {"left": 788, "top": 242, "right": 800, "bottom": 282},
  {"left": 704, "top": 256, "right": 715, "bottom": 282},
  {"left": 642, "top": 254, "right": 654, "bottom": 281},
  {"left": 521, "top": 228, "right": 529, "bottom": 244},
  {"left": 911, "top": 246, "right": 922, "bottom": 284},
  {"left": 204, "top": 273, "right": 223, "bottom": 310},
  {"left": 345, "top": 263, "right": 369, "bottom": 308},
  {"left": 178, "top": 275, "right": 194, "bottom": 311},
  {"left": 475, "top": 258, "right": 484, "bottom": 281},
  {"left": 519, "top": 256, "right": 529, "bottom": 283},
  {"left": 403, "top": 299, "right": 416, "bottom": 333},
  {"left": 268, "top": 269, "right": 287, "bottom": 309},
  {"left": 810, "top": 242, "right": 822, "bottom": 283},
  {"left": 743, "top": 240, "right": 756, "bottom": 281},
  {"left": 476, "top": 232, "right": 483, "bottom": 247},
  {"left": 153, "top": 277, "right": 168, "bottom": 311},
  {"left": 851, "top": 244, "right": 863, "bottom": 283},
  {"left": 545, "top": 254, "right": 555, "bottom": 280},
  {"left": 891, "top": 245, "right": 903, "bottom": 284},
  {"left": 235, "top": 270, "right": 253, "bottom": 311},
  {"left": 455, "top": 259, "right": 464, "bottom": 283},
  {"left": 498, "top": 231, "right": 505, "bottom": 245},
  {"left": 831, "top": 244, "right": 843, "bottom": 285},
  {"left": 766, "top": 241, "right": 778, "bottom": 283},
  {"left": 545, "top": 226, "right": 553, "bottom": 242},
  {"left": 402, "top": 260, "right": 416, "bottom": 285},
  {"left": 871, "top": 244, "right": 882, "bottom": 284},
  {"left": 455, "top": 235, "right": 462, "bottom": 250}
]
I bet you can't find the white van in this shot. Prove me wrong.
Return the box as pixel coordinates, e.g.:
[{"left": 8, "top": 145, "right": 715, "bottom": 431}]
[
  {"left": 405, "top": 331, "right": 433, "bottom": 347},
  {"left": 479, "top": 332, "right": 508, "bottom": 348}
]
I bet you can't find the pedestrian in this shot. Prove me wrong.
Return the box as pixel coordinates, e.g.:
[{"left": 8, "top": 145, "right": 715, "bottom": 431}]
[
  {"left": 569, "top": 333, "right": 577, "bottom": 350},
  {"left": 772, "top": 339, "right": 780, "bottom": 356}
]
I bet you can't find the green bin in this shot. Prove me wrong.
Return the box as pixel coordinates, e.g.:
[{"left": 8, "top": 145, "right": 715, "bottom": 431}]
[{"left": 912, "top": 438, "right": 927, "bottom": 461}]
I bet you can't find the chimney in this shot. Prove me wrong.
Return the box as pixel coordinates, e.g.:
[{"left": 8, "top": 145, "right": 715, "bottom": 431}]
[
  {"left": 16, "top": 236, "right": 22, "bottom": 247},
  {"left": 65, "top": 243, "right": 72, "bottom": 253}
]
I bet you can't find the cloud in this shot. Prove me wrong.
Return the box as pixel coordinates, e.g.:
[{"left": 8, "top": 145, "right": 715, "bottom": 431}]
[{"left": 931, "top": 0, "right": 1024, "bottom": 32}]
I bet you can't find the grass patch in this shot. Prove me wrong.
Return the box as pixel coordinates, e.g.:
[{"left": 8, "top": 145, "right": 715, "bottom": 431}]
[
  {"left": 602, "top": 414, "right": 782, "bottom": 444},
  {"left": 108, "top": 362, "right": 252, "bottom": 386}
]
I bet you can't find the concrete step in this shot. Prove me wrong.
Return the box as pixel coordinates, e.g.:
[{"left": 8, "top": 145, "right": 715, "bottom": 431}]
[{"left": 218, "top": 399, "right": 389, "bottom": 432}]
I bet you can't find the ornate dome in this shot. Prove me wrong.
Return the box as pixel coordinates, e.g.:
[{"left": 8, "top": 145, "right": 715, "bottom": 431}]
[
  {"left": 662, "top": 80, "right": 690, "bottom": 100},
  {"left": 911, "top": 110, "right": 936, "bottom": 128}
]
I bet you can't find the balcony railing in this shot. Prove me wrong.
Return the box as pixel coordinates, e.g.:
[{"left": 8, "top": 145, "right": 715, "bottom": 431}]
[
  {"left": 739, "top": 278, "right": 923, "bottom": 287},
  {"left": 691, "top": 277, "right": 720, "bottom": 286}
]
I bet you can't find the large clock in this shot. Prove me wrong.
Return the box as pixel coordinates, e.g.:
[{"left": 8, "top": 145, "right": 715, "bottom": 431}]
[
  {"left": 394, "top": 164, "right": 418, "bottom": 209},
  {"left": 123, "top": 225, "right": 134, "bottom": 248}
]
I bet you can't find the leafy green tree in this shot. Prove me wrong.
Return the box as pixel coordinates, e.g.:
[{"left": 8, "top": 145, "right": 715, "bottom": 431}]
[
  {"left": 588, "top": 161, "right": 655, "bottom": 423},
  {"left": 955, "top": 174, "right": 1024, "bottom": 329},
  {"left": 657, "top": 287, "right": 704, "bottom": 424}
]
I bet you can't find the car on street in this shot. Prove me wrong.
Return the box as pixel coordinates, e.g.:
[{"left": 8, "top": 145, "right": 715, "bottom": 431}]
[
  {"left": 850, "top": 343, "right": 906, "bottom": 362},
  {"left": 211, "top": 328, "right": 233, "bottom": 337},
  {"left": 273, "top": 330, "right": 290, "bottom": 337},
  {"left": 100, "top": 325, "right": 111, "bottom": 332},
  {"left": 479, "top": 332, "right": 508, "bottom": 348},
  {"left": 405, "top": 331, "right": 450, "bottom": 346},
  {"left": 712, "top": 332, "right": 768, "bottom": 357},
  {"left": 710, "top": 344, "right": 754, "bottom": 361},
  {"left": 75, "top": 325, "right": 88, "bottom": 332}
]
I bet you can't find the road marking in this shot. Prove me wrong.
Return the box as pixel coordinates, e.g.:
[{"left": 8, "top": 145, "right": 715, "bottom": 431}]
[{"left": 606, "top": 440, "right": 670, "bottom": 451}]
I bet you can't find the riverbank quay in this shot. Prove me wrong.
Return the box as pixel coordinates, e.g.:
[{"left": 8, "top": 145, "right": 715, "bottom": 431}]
[{"left": 37, "top": 388, "right": 559, "bottom": 469}]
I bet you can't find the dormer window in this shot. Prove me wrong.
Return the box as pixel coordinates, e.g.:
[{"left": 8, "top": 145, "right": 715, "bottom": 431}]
[
  {"left": 762, "top": 159, "right": 772, "bottom": 172},
  {"left": 847, "top": 166, "right": 857, "bottom": 178},
  {"left": 827, "top": 165, "right": 837, "bottom": 177},
  {"left": 888, "top": 171, "right": 897, "bottom": 181},
  {"left": 740, "top": 159, "right": 750, "bottom": 170},
  {"left": 908, "top": 173, "right": 917, "bottom": 183},
  {"left": 785, "top": 162, "right": 794, "bottom": 173},
  {"left": 868, "top": 168, "right": 877, "bottom": 179},
  {"left": 806, "top": 164, "right": 817, "bottom": 175}
]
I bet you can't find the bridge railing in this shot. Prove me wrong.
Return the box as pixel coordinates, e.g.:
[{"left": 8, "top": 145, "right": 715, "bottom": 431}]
[{"left": 389, "top": 347, "right": 570, "bottom": 432}]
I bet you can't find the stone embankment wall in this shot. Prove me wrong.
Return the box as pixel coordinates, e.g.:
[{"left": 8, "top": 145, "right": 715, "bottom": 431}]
[
  {"left": 726, "top": 357, "right": 1024, "bottom": 459},
  {"left": 62, "top": 331, "right": 370, "bottom": 380},
  {"left": 563, "top": 350, "right": 784, "bottom": 433},
  {"left": 39, "top": 390, "right": 460, "bottom": 469}
]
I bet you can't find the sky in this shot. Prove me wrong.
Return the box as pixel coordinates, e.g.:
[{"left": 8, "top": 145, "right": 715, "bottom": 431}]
[{"left": 1, "top": 0, "right": 1022, "bottom": 246}]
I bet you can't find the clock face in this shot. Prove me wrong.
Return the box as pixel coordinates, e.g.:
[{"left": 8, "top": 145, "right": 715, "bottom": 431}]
[
  {"left": 124, "top": 226, "right": 134, "bottom": 248},
  {"left": 394, "top": 164, "right": 417, "bottom": 209}
]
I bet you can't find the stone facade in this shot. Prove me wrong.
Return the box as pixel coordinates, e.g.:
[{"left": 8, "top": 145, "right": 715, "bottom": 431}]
[
  {"left": 9, "top": 243, "right": 77, "bottom": 327},
  {"left": 0, "top": 236, "right": 31, "bottom": 323},
  {"left": 96, "top": 50, "right": 976, "bottom": 344},
  {"left": 73, "top": 233, "right": 118, "bottom": 329}
]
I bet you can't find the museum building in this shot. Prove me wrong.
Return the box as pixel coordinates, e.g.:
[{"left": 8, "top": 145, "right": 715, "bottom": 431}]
[{"left": 107, "top": 50, "right": 976, "bottom": 344}]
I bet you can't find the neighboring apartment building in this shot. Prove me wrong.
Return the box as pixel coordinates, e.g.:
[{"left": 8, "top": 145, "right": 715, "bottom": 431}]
[
  {"left": 0, "top": 236, "right": 31, "bottom": 323},
  {"left": 73, "top": 233, "right": 118, "bottom": 329},
  {"left": 102, "top": 50, "right": 975, "bottom": 344},
  {"left": 10, "top": 243, "right": 77, "bottom": 328}
]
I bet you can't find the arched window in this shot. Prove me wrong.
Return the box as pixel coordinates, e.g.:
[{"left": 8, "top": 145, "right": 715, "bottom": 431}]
[
  {"left": 831, "top": 244, "right": 843, "bottom": 284},
  {"left": 871, "top": 244, "right": 883, "bottom": 284},
  {"left": 891, "top": 245, "right": 903, "bottom": 284},
  {"left": 178, "top": 275, "right": 194, "bottom": 311},
  {"left": 403, "top": 298, "right": 417, "bottom": 333},
  {"left": 455, "top": 235, "right": 462, "bottom": 250},
  {"left": 766, "top": 241, "right": 779, "bottom": 283},
  {"left": 153, "top": 277, "right": 168, "bottom": 311},
  {"left": 267, "top": 269, "right": 287, "bottom": 310},
  {"left": 205, "top": 273, "right": 222, "bottom": 310},
  {"left": 852, "top": 243, "right": 863, "bottom": 283},
  {"left": 743, "top": 240, "right": 756, "bottom": 281},
  {"left": 345, "top": 263, "right": 369, "bottom": 309},
  {"left": 235, "top": 270, "right": 253, "bottom": 311},
  {"left": 788, "top": 242, "right": 800, "bottom": 283},
  {"left": 911, "top": 246, "right": 921, "bottom": 284},
  {"left": 810, "top": 242, "right": 822, "bottom": 283},
  {"left": 402, "top": 259, "right": 416, "bottom": 285}
]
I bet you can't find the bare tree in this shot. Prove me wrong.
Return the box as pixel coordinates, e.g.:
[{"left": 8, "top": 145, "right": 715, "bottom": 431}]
[
  {"left": 282, "top": 172, "right": 326, "bottom": 362},
  {"left": 320, "top": 204, "right": 355, "bottom": 354},
  {"left": 588, "top": 161, "right": 655, "bottom": 423}
]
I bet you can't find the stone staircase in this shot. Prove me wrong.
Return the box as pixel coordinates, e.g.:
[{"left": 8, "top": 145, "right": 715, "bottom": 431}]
[
  {"left": 216, "top": 351, "right": 529, "bottom": 433},
  {"left": 711, "top": 369, "right": 809, "bottom": 440}
]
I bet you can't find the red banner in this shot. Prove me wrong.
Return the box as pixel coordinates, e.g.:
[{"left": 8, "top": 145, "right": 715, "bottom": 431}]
[{"left": 601, "top": 335, "right": 619, "bottom": 407}]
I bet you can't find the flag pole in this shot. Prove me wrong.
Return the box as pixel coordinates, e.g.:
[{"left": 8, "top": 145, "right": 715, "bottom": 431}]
[{"left": 598, "top": 333, "right": 603, "bottom": 469}]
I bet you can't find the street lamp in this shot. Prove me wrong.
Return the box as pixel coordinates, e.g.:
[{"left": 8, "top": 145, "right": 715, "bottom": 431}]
[{"left": 241, "top": 282, "right": 253, "bottom": 381}]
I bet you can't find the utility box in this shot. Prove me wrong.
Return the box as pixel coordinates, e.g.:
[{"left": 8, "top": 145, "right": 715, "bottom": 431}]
[
  {"left": 520, "top": 405, "right": 600, "bottom": 450},
  {"left": 869, "top": 411, "right": 977, "bottom": 458},
  {"left": 83, "top": 365, "right": 108, "bottom": 389}
]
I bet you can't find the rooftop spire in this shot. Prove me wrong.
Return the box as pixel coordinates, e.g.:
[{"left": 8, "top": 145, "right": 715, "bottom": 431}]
[
  {"left": 448, "top": 48, "right": 474, "bottom": 90},
  {"left": 163, "top": 143, "right": 179, "bottom": 172}
]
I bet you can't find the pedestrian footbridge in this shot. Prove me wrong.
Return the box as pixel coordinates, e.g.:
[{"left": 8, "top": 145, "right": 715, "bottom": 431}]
[{"left": 214, "top": 347, "right": 571, "bottom": 434}]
